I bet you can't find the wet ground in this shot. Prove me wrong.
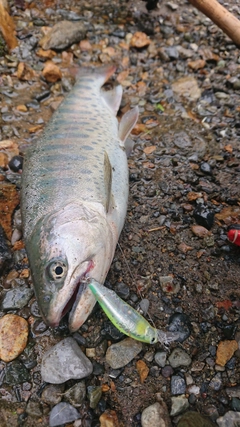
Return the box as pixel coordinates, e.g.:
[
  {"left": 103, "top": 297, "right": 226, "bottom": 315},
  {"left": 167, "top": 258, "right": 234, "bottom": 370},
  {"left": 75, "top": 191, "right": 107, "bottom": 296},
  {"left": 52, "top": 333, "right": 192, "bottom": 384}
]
[{"left": 0, "top": 0, "right": 240, "bottom": 426}]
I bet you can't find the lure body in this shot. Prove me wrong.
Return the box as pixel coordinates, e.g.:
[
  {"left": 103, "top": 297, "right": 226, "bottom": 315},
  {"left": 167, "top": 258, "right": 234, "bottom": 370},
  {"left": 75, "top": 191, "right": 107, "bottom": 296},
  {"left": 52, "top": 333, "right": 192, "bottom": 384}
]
[
  {"left": 88, "top": 279, "right": 158, "bottom": 344},
  {"left": 227, "top": 224, "right": 240, "bottom": 246}
]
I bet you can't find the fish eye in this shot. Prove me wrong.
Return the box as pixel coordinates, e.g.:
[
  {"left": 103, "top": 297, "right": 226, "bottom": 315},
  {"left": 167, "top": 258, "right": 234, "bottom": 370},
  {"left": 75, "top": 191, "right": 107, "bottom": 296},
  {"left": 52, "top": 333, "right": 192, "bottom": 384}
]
[{"left": 47, "top": 260, "right": 67, "bottom": 281}]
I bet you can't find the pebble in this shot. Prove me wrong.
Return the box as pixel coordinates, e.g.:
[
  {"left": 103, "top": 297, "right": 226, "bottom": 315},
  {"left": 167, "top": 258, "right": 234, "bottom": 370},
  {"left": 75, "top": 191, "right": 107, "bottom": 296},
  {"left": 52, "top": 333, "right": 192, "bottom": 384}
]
[
  {"left": 216, "top": 411, "right": 240, "bottom": 427},
  {"left": 154, "top": 351, "right": 167, "bottom": 367},
  {"left": 216, "top": 340, "right": 238, "bottom": 366},
  {"left": 161, "top": 365, "right": 174, "bottom": 378},
  {"left": 26, "top": 400, "right": 43, "bottom": 418},
  {"left": 0, "top": 314, "right": 28, "bottom": 362},
  {"left": 39, "top": 21, "right": 86, "bottom": 50},
  {"left": 193, "top": 205, "right": 214, "bottom": 230},
  {"left": 63, "top": 381, "right": 86, "bottom": 407},
  {"left": 231, "top": 397, "right": 240, "bottom": 411},
  {"left": 100, "top": 410, "right": 119, "bottom": 427},
  {"left": 115, "top": 281, "right": 130, "bottom": 300},
  {"left": 171, "top": 375, "right": 186, "bottom": 395},
  {"left": 191, "top": 225, "right": 211, "bottom": 238},
  {"left": 0, "top": 225, "right": 12, "bottom": 273},
  {"left": 87, "top": 385, "right": 102, "bottom": 409},
  {"left": 41, "top": 337, "right": 93, "bottom": 384},
  {"left": 4, "top": 360, "right": 30, "bottom": 385},
  {"left": 41, "top": 384, "right": 64, "bottom": 405},
  {"left": 8, "top": 155, "right": 23, "bottom": 172},
  {"left": 170, "top": 395, "right": 189, "bottom": 416},
  {"left": 141, "top": 401, "right": 171, "bottom": 427},
  {"left": 168, "top": 313, "right": 191, "bottom": 342},
  {"left": 209, "top": 373, "right": 222, "bottom": 391},
  {"left": 172, "top": 76, "right": 201, "bottom": 101},
  {"left": 106, "top": 338, "right": 142, "bottom": 369},
  {"left": 200, "top": 162, "right": 212, "bottom": 175},
  {"left": 1, "top": 286, "right": 34, "bottom": 310},
  {"left": 178, "top": 411, "right": 215, "bottom": 426},
  {"left": 49, "top": 402, "right": 80, "bottom": 427},
  {"left": 168, "top": 348, "right": 192, "bottom": 368}
]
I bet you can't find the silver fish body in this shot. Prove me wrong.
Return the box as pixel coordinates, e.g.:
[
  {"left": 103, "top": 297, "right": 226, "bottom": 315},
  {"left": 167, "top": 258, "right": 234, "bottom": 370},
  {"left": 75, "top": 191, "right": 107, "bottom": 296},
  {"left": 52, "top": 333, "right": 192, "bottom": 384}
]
[{"left": 21, "top": 65, "right": 138, "bottom": 331}]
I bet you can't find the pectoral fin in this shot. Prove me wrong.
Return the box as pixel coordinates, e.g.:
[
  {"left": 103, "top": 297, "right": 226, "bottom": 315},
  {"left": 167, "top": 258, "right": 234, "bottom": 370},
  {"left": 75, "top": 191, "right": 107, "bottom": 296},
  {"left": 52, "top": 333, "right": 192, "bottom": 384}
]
[
  {"left": 101, "top": 85, "right": 123, "bottom": 115},
  {"left": 104, "top": 151, "right": 112, "bottom": 213},
  {"left": 119, "top": 106, "right": 139, "bottom": 156}
]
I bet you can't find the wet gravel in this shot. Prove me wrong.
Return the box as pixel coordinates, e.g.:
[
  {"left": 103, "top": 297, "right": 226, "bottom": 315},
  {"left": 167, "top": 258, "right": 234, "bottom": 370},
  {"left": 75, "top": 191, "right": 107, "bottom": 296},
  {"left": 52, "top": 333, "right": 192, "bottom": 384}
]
[{"left": 0, "top": 0, "right": 240, "bottom": 426}]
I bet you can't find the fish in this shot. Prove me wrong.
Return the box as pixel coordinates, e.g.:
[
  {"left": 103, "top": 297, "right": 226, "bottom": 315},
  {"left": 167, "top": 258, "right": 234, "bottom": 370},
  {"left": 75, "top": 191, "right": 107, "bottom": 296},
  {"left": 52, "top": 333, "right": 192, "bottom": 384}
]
[
  {"left": 88, "top": 278, "right": 183, "bottom": 346},
  {"left": 21, "top": 65, "right": 139, "bottom": 332}
]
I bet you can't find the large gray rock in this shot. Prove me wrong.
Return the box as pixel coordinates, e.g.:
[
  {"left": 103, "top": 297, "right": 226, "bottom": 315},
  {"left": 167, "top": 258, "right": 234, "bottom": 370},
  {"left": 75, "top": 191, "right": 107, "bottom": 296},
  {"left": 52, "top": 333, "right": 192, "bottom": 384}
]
[
  {"left": 41, "top": 337, "right": 93, "bottom": 384},
  {"left": 216, "top": 411, "right": 240, "bottom": 427},
  {"left": 39, "top": 21, "right": 86, "bottom": 50}
]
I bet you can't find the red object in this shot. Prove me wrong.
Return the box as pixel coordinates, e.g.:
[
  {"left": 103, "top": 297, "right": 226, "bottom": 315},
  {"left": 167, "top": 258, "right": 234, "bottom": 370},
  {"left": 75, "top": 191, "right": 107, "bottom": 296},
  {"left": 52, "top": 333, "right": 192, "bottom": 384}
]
[{"left": 227, "top": 225, "right": 240, "bottom": 246}]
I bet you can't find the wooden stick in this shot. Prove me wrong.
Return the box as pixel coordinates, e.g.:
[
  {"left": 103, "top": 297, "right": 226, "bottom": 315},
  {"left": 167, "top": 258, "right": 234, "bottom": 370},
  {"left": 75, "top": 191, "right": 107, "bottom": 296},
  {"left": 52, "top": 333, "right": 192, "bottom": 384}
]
[{"left": 188, "top": 0, "right": 240, "bottom": 46}]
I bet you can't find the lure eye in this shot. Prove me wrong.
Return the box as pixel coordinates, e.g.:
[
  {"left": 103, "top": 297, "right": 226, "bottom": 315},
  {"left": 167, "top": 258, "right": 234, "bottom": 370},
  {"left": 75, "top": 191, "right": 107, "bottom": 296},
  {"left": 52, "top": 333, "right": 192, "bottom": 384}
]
[{"left": 47, "top": 260, "right": 67, "bottom": 281}]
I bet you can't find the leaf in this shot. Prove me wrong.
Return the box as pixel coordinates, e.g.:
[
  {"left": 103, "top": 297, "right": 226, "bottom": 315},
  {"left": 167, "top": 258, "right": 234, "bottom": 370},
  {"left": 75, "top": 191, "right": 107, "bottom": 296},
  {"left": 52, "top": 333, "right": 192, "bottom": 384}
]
[
  {"left": 216, "top": 300, "right": 233, "bottom": 310},
  {"left": 155, "top": 103, "right": 165, "bottom": 111}
]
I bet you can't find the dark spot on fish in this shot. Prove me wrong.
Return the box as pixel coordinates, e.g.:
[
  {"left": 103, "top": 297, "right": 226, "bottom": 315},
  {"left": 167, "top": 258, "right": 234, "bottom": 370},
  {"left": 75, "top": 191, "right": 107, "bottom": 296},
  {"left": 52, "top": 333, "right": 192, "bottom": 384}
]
[
  {"left": 81, "top": 145, "right": 94, "bottom": 150},
  {"left": 81, "top": 169, "right": 92, "bottom": 174}
]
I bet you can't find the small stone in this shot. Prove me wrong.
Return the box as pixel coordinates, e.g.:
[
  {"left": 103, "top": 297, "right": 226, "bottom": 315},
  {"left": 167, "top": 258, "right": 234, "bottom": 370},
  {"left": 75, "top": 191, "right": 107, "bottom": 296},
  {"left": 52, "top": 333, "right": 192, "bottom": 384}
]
[
  {"left": 41, "top": 337, "right": 93, "bottom": 384},
  {"left": 159, "top": 275, "right": 180, "bottom": 294},
  {"left": 161, "top": 365, "right": 174, "bottom": 378},
  {"left": 172, "top": 76, "right": 201, "bottom": 101},
  {"left": 191, "top": 225, "right": 211, "bottom": 238},
  {"left": 87, "top": 385, "right": 102, "bottom": 409},
  {"left": 42, "top": 61, "right": 62, "bottom": 83},
  {"left": 4, "top": 360, "right": 30, "bottom": 385},
  {"left": 165, "top": 46, "right": 179, "bottom": 59},
  {"left": 171, "top": 375, "right": 186, "bottom": 395},
  {"left": 41, "top": 384, "right": 64, "bottom": 405},
  {"left": 100, "top": 410, "right": 119, "bottom": 427},
  {"left": 0, "top": 314, "right": 28, "bottom": 362},
  {"left": 106, "top": 338, "right": 142, "bottom": 369},
  {"left": 231, "top": 397, "right": 240, "bottom": 411},
  {"left": 0, "top": 225, "right": 12, "bottom": 272},
  {"left": 169, "top": 348, "right": 191, "bottom": 368},
  {"left": 200, "top": 162, "right": 212, "bottom": 175},
  {"left": 130, "top": 32, "right": 150, "bottom": 48},
  {"left": 141, "top": 402, "right": 171, "bottom": 427},
  {"left": 193, "top": 205, "right": 214, "bottom": 230},
  {"left": 49, "top": 402, "right": 80, "bottom": 427},
  {"left": 209, "top": 373, "right": 222, "bottom": 391},
  {"left": 1, "top": 286, "right": 34, "bottom": 310},
  {"left": 64, "top": 382, "right": 86, "bottom": 407},
  {"left": 216, "top": 340, "right": 238, "bottom": 366},
  {"left": 170, "top": 395, "right": 189, "bottom": 416},
  {"left": 26, "top": 400, "right": 43, "bottom": 418},
  {"left": 216, "top": 411, "right": 240, "bottom": 427},
  {"left": 155, "top": 351, "right": 167, "bottom": 368},
  {"left": 178, "top": 411, "right": 215, "bottom": 426}
]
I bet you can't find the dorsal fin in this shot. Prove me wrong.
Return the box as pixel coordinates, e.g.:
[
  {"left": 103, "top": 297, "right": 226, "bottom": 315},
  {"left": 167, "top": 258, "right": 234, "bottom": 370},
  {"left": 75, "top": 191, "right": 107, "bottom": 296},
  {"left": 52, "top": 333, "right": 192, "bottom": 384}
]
[
  {"left": 101, "top": 85, "right": 123, "bottom": 115},
  {"left": 104, "top": 151, "right": 112, "bottom": 213}
]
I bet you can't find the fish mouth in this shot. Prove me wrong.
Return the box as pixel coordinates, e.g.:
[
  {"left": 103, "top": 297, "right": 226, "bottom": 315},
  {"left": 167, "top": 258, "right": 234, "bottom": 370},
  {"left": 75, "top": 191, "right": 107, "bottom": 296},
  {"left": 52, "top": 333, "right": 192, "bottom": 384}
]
[{"left": 60, "top": 261, "right": 94, "bottom": 323}]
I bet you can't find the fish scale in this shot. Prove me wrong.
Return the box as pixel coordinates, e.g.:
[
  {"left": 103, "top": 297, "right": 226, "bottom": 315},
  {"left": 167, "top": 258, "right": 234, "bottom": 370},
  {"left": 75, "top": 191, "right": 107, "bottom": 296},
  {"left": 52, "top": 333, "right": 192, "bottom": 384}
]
[{"left": 21, "top": 65, "right": 139, "bottom": 331}]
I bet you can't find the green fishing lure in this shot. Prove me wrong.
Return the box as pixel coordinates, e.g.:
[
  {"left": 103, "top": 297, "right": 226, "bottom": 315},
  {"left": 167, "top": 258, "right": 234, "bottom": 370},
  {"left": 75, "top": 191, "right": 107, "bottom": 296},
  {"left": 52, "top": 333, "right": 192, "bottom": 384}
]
[{"left": 88, "top": 279, "right": 180, "bottom": 346}]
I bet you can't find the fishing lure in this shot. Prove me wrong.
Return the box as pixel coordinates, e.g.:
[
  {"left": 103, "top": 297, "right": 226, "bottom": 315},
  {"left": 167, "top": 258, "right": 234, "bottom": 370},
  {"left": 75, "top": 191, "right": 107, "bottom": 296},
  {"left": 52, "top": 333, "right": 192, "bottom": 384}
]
[
  {"left": 227, "top": 224, "right": 240, "bottom": 246},
  {"left": 87, "top": 278, "right": 181, "bottom": 346}
]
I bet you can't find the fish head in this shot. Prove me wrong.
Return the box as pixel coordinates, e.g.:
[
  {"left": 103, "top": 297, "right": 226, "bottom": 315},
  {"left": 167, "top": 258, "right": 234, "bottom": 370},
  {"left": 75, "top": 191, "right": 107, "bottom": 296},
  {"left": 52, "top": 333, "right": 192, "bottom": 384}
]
[{"left": 27, "top": 203, "right": 117, "bottom": 330}]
